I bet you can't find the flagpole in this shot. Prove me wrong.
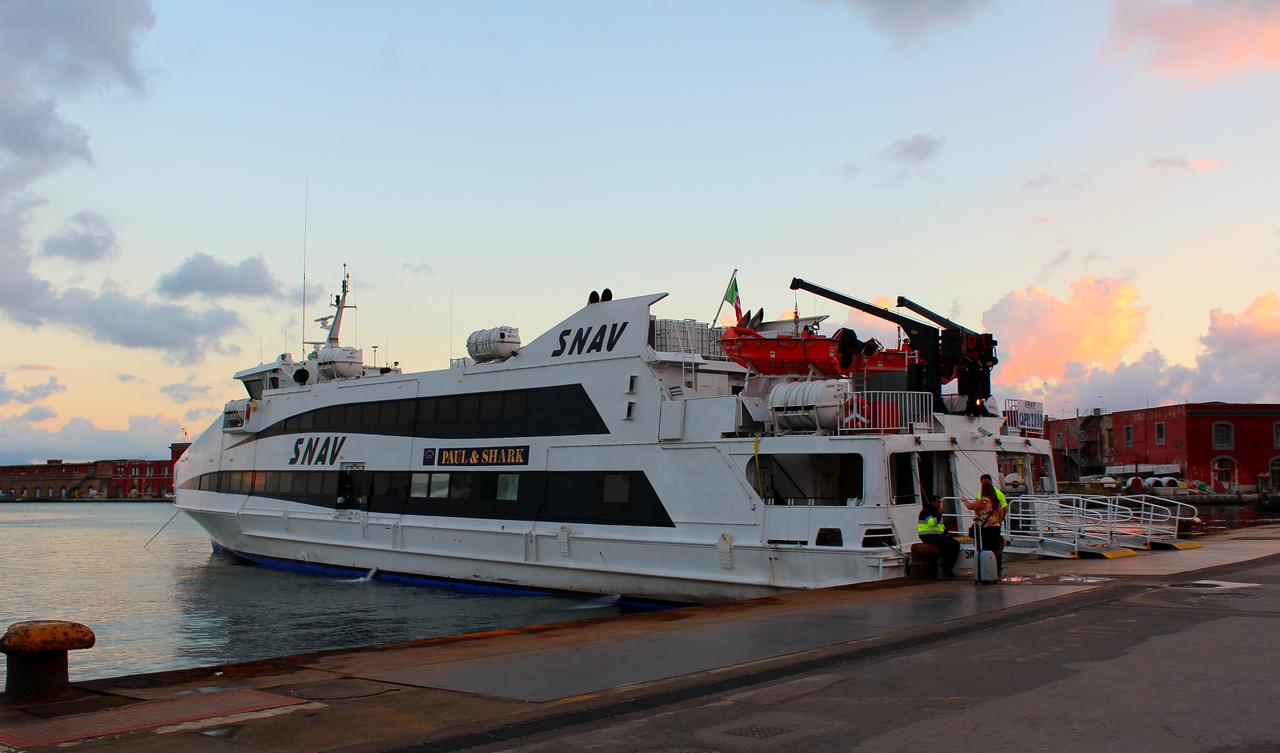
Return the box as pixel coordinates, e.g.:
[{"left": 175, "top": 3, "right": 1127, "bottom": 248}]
[{"left": 712, "top": 268, "right": 738, "bottom": 326}]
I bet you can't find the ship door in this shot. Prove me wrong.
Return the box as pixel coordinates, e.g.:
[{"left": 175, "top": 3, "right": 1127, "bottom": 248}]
[
  {"left": 917, "top": 451, "right": 958, "bottom": 530},
  {"left": 337, "top": 462, "right": 367, "bottom": 511}
]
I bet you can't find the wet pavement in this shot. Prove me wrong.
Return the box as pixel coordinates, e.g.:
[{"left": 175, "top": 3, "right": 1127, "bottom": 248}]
[{"left": 3, "top": 526, "right": 1279, "bottom": 753}]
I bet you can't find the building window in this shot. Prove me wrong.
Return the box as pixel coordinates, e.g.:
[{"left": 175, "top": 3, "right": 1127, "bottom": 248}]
[
  {"left": 131, "top": 467, "right": 139, "bottom": 476},
  {"left": 1212, "top": 422, "right": 1234, "bottom": 450},
  {"left": 1124, "top": 425, "right": 1133, "bottom": 447},
  {"left": 1271, "top": 458, "right": 1280, "bottom": 491},
  {"left": 1054, "top": 432, "right": 1063, "bottom": 449},
  {"left": 1155, "top": 422, "right": 1165, "bottom": 445},
  {"left": 147, "top": 467, "right": 155, "bottom": 476},
  {"left": 1274, "top": 422, "right": 1280, "bottom": 449},
  {"left": 1213, "top": 457, "right": 1236, "bottom": 486}
]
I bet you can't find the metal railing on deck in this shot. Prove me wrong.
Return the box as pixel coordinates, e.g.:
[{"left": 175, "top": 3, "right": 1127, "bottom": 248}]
[
  {"left": 936, "top": 493, "right": 1197, "bottom": 556},
  {"left": 837, "top": 390, "right": 933, "bottom": 434}
]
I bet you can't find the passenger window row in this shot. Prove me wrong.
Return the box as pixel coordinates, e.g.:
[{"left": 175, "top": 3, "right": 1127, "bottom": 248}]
[{"left": 279, "top": 390, "right": 529, "bottom": 434}]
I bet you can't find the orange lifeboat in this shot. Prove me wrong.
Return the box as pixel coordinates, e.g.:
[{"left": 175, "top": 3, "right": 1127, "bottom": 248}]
[
  {"left": 718, "top": 325, "right": 917, "bottom": 377},
  {"left": 718, "top": 326, "right": 845, "bottom": 376}
]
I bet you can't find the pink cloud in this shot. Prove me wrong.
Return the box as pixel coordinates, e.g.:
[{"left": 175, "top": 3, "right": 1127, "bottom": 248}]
[
  {"left": 982, "top": 277, "right": 1149, "bottom": 387},
  {"left": 1007, "top": 291, "right": 1280, "bottom": 412},
  {"left": 1108, "top": 0, "right": 1280, "bottom": 85},
  {"left": 12, "top": 364, "right": 55, "bottom": 371}
]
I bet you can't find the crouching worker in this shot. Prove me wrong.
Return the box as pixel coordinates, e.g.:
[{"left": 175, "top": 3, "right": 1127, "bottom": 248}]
[{"left": 918, "top": 495, "right": 959, "bottom": 578}]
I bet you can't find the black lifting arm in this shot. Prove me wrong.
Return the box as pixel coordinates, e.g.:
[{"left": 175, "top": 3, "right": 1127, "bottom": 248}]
[
  {"left": 790, "top": 278, "right": 945, "bottom": 412},
  {"left": 895, "top": 296, "right": 974, "bottom": 334},
  {"left": 897, "top": 295, "right": 998, "bottom": 416}
]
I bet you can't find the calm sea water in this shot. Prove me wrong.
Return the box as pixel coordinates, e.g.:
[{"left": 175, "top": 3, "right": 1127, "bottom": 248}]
[{"left": 0, "top": 503, "right": 627, "bottom": 683}]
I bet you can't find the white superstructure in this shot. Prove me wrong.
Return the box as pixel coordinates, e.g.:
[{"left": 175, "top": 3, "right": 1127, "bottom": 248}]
[{"left": 175, "top": 275, "right": 1058, "bottom": 603}]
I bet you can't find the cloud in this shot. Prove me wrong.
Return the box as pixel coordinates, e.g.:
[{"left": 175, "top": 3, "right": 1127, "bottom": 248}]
[
  {"left": 184, "top": 405, "right": 220, "bottom": 423},
  {"left": 0, "top": 5, "right": 238, "bottom": 362},
  {"left": 115, "top": 372, "right": 143, "bottom": 383},
  {"left": 400, "top": 256, "right": 434, "bottom": 275},
  {"left": 994, "top": 288, "right": 1280, "bottom": 412},
  {"left": 835, "top": 162, "right": 862, "bottom": 181},
  {"left": 1107, "top": 0, "right": 1280, "bottom": 85},
  {"left": 1035, "top": 250, "right": 1073, "bottom": 282},
  {"left": 1024, "top": 173, "right": 1053, "bottom": 189},
  {"left": 13, "top": 363, "right": 54, "bottom": 371},
  {"left": 20, "top": 405, "right": 56, "bottom": 423},
  {"left": 880, "top": 134, "right": 945, "bottom": 181},
  {"left": 1150, "top": 156, "right": 1221, "bottom": 170},
  {"left": 0, "top": 1, "right": 154, "bottom": 193},
  {"left": 159, "top": 374, "right": 212, "bottom": 404},
  {"left": 816, "top": 0, "right": 994, "bottom": 48},
  {"left": 0, "top": 374, "right": 65, "bottom": 406},
  {"left": 983, "top": 276, "right": 1149, "bottom": 387},
  {"left": 0, "top": 413, "right": 181, "bottom": 464},
  {"left": 881, "top": 133, "right": 945, "bottom": 165},
  {"left": 156, "top": 252, "right": 283, "bottom": 299},
  {"left": 39, "top": 210, "right": 118, "bottom": 261}
]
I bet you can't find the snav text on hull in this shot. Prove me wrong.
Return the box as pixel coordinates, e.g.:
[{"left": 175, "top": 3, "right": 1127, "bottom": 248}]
[{"left": 174, "top": 272, "right": 1195, "bottom": 603}]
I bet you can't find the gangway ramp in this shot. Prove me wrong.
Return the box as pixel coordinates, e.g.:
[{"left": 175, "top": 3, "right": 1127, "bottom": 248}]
[{"left": 1004, "top": 494, "right": 1200, "bottom": 558}]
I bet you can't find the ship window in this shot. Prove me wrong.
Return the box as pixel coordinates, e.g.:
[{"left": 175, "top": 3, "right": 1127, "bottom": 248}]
[
  {"left": 449, "top": 473, "right": 473, "bottom": 499},
  {"left": 380, "top": 401, "right": 399, "bottom": 426},
  {"left": 410, "top": 473, "right": 432, "bottom": 497},
  {"left": 373, "top": 472, "right": 410, "bottom": 498},
  {"left": 603, "top": 473, "right": 630, "bottom": 504},
  {"left": 458, "top": 394, "right": 480, "bottom": 421},
  {"left": 263, "top": 472, "right": 279, "bottom": 495},
  {"left": 321, "top": 472, "right": 339, "bottom": 495},
  {"left": 625, "top": 402, "right": 635, "bottom": 419},
  {"left": 285, "top": 415, "right": 300, "bottom": 433},
  {"left": 242, "top": 378, "right": 263, "bottom": 400},
  {"left": 362, "top": 403, "right": 380, "bottom": 427},
  {"left": 889, "top": 453, "right": 917, "bottom": 506},
  {"left": 397, "top": 399, "right": 417, "bottom": 425},
  {"left": 480, "top": 393, "right": 503, "bottom": 420},
  {"left": 437, "top": 396, "right": 457, "bottom": 422},
  {"left": 418, "top": 397, "right": 438, "bottom": 423},
  {"left": 503, "top": 391, "right": 527, "bottom": 419},
  {"left": 278, "top": 472, "right": 294, "bottom": 494},
  {"left": 496, "top": 474, "right": 519, "bottom": 501},
  {"left": 198, "top": 474, "right": 213, "bottom": 491},
  {"left": 306, "top": 472, "right": 324, "bottom": 495},
  {"left": 345, "top": 404, "right": 363, "bottom": 428},
  {"left": 299, "top": 411, "right": 315, "bottom": 431},
  {"left": 429, "top": 473, "right": 450, "bottom": 498},
  {"left": 226, "top": 472, "right": 242, "bottom": 493},
  {"left": 310, "top": 408, "right": 328, "bottom": 431}
]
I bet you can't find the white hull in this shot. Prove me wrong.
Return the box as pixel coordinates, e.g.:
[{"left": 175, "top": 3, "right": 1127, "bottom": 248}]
[{"left": 175, "top": 285, "right": 1052, "bottom": 603}]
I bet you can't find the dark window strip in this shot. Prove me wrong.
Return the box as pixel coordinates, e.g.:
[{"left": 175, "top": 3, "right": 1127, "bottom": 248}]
[
  {"left": 258, "top": 385, "right": 608, "bottom": 441},
  {"left": 191, "top": 469, "right": 673, "bottom": 527}
]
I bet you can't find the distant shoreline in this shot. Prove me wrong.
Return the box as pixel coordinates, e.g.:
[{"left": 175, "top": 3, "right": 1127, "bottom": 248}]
[{"left": 0, "top": 499, "right": 173, "bottom": 504}]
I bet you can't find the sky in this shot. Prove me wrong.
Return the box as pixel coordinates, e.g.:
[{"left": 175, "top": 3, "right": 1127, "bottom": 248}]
[{"left": 1, "top": 0, "right": 1278, "bottom": 463}]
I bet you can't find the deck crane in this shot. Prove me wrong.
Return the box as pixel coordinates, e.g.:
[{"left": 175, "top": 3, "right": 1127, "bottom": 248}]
[
  {"left": 789, "top": 278, "right": 944, "bottom": 412},
  {"left": 895, "top": 296, "right": 999, "bottom": 417},
  {"left": 789, "top": 278, "right": 998, "bottom": 417}
]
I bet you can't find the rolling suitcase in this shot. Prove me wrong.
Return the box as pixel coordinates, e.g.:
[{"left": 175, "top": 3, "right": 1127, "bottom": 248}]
[{"left": 973, "top": 525, "right": 999, "bottom": 585}]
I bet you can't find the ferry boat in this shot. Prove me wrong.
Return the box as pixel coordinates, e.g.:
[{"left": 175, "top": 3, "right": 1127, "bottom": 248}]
[{"left": 174, "top": 274, "right": 1056, "bottom": 603}]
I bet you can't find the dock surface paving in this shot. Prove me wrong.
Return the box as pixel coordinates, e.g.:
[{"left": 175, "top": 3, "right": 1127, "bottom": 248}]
[{"left": 3, "top": 526, "right": 1279, "bottom": 753}]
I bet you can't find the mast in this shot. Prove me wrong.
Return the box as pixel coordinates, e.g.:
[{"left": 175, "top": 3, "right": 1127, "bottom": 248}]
[{"left": 326, "top": 266, "right": 351, "bottom": 348}]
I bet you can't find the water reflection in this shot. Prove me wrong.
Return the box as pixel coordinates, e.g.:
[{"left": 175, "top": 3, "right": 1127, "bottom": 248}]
[{"left": 0, "top": 503, "right": 624, "bottom": 682}]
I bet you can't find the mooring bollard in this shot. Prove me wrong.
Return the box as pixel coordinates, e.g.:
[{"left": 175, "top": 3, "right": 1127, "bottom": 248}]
[
  {"left": 1, "top": 620, "right": 96, "bottom": 703},
  {"left": 909, "top": 543, "right": 940, "bottom": 580}
]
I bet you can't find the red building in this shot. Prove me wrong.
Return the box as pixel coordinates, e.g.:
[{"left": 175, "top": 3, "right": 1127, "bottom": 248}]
[
  {"left": 1046, "top": 402, "right": 1280, "bottom": 492},
  {"left": 0, "top": 443, "right": 191, "bottom": 500}
]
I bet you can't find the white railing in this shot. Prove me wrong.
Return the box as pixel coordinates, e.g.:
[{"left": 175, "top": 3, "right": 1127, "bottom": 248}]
[
  {"left": 937, "top": 493, "right": 1196, "bottom": 555},
  {"left": 838, "top": 391, "right": 934, "bottom": 434}
]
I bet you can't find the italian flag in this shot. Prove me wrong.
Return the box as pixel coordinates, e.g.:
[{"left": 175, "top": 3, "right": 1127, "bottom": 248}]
[{"left": 724, "top": 276, "right": 742, "bottom": 321}]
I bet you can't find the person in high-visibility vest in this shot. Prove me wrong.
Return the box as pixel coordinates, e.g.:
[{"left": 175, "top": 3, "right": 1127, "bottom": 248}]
[{"left": 918, "top": 495, "right": 959, "bottom": 577}]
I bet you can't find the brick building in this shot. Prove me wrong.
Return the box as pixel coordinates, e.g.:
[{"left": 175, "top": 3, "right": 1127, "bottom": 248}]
[
  {"left": 0, "top": 443, "right": 191, "bottom": 500},
  {"left": 1046, "top": 402, "right": 1280, "bottom": 492}
]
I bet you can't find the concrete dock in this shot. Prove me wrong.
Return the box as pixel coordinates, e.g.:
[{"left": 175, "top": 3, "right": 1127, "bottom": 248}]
[{"left": 3, "top": 526, "right": 1280, "bottom": 753}]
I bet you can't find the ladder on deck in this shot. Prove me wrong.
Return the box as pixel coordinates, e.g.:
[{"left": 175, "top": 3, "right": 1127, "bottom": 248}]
[{"left": 948, "top": 494, "right": 1200, "bottom": 559}]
